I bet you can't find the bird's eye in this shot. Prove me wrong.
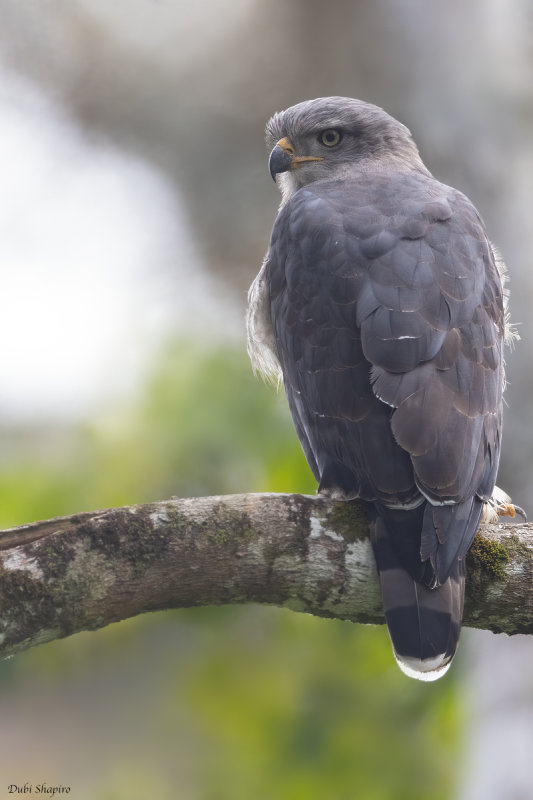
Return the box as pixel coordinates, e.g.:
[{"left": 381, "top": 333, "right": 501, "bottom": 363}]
[{"left": 318, "top": 129, "right": 343, "bottom": 147}]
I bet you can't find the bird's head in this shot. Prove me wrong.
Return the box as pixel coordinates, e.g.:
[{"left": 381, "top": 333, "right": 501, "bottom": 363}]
[{"left": 266, "top": 96, "right": 426, "bottom": 199}]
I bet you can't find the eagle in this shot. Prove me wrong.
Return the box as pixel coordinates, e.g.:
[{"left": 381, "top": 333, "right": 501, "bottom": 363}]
[{"left": 247, "top": 96, "right": 516, "bottom": 680}]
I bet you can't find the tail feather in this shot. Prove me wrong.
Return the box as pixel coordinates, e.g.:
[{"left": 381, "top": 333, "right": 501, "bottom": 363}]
[
  {"left": 370, "top": 511, "right": 466, "bottom": 681},
  {"left": 421, "top": 498, "right": 483, "bottom": 583}
]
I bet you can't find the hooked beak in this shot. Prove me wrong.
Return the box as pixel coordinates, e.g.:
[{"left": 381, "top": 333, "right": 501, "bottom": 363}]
[{"left": 269, "top": 136, "right": 324, "bottom": 181}]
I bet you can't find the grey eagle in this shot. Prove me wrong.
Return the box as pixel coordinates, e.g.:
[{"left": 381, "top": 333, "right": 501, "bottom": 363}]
[{"left": 247, "top": 96, "right": 516, "bottom": 680}]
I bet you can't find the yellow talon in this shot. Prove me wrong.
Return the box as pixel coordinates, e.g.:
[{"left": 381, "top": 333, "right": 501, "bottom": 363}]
[
  {"left": 498, "top": 502, "right": 515, "bottom": 518},
  {"left": 496, "top": 502, "right": 527, "bottom": 521}
]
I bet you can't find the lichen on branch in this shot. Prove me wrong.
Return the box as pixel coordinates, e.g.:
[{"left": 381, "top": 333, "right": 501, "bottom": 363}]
[{"left": 0, "top": 493, "right": 531, "bottom": 660}]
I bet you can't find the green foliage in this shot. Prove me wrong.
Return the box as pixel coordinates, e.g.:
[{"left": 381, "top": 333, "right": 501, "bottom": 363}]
[
  {"left": 171, "top": 607, "right": 460, "bottom": 800},
  {"left": 0, "top": 340, "right": 462, "bottom": 799},
  {"left": 0, "top": 341, "right": 315, "bottom": 529}
]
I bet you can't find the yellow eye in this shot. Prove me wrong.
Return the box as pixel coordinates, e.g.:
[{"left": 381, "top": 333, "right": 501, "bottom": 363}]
[{"left": 319, "top": 129, "right": 343, "bottom": 147}]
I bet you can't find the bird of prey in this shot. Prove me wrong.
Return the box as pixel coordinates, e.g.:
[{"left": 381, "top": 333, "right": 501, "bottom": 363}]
[{"left": 247, "top": 96, "right": 517, "bottom": 681}]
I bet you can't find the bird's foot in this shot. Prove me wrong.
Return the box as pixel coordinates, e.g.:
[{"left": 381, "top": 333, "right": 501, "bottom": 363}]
[
  {"left": 495, "top": 501, "right": 527, "bottom": 522},
  {"left": 481, "top": 486, "right": 527, "bottom": 523}
]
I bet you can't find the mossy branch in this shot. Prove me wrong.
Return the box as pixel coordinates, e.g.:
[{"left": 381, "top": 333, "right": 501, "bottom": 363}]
[{"left": 0, "top": 493, "right": 531, "bottom": 659}]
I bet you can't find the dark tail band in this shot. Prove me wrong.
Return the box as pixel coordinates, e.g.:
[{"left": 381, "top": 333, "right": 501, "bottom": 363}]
[{"left": 370, "top": 511, "right": 466, "bottom": 681}]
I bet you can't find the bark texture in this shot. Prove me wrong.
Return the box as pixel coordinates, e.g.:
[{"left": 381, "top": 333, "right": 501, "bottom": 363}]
[{"left": 0, "top": 493, "right": 530, "bottom": 659}]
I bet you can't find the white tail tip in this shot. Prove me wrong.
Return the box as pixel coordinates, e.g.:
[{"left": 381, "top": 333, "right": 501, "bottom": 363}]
[{"left": 394, "top": 652, "right": 452, "bottom": 682}]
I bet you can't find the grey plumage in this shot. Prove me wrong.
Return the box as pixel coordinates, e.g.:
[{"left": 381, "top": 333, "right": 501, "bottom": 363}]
[{"left": 247, "top": 97, "right": 507, "bottom": 680}]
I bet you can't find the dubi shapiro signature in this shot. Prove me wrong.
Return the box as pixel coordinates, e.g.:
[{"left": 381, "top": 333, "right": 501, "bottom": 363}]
[{"left": 7, "top": 785, "right": 71, "bottom": 796}]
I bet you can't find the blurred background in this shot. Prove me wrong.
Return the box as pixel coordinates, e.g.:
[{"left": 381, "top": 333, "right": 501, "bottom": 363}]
[{"left": 0, "top": 1, "right": 531, "bottom": 798}]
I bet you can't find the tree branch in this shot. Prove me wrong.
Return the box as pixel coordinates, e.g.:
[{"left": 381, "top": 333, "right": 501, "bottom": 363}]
[{"left": 0, "top": 493, "right": 531, "bottom": 659}]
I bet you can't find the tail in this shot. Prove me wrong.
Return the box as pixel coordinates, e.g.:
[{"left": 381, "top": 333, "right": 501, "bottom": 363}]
[{"left": 370, "top": 509, "right": 466, "bottom": 682}]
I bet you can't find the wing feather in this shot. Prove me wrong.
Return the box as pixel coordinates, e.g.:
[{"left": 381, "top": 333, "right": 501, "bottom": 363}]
[{"left": 265, "top": 169, "right": 504, "bottom": 588}]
